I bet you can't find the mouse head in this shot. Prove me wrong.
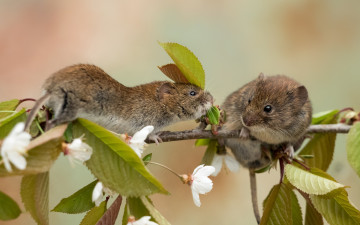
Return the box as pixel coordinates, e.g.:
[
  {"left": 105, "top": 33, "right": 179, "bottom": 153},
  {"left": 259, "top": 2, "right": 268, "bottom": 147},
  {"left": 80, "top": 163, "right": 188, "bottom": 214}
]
[
  {"left": 157, "top": 82, "right": 213, "bottom": 120},
  {"left": 241, "top": 74, "right": 311, "bottom": 143}
]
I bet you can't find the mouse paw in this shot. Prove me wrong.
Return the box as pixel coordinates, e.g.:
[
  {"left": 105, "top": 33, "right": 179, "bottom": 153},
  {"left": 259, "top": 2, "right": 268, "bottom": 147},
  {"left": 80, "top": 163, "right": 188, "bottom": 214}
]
[
  {"left": 148, "top": 133, "right": 163, "bottom": 145},
  {"left": 239, "top": 127, "right": 250, "bottom": 139},
  {"left": 284, "top": 143, "right": 294, "bottom": 159}
]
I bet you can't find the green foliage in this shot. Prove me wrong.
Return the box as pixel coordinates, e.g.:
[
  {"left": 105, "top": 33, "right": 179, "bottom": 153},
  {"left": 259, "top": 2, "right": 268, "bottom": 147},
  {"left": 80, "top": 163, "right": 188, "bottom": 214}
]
[
  {"left": 201, "top": 139, "right": 217, "bottom": 165},
  {"left": 284, "top": 164, "right": 344, "bottom": 195},
  {"left": 142, "top": 153, "right": 152, "bottom": 166},
  {"left": 346, "top": 122, "right": 360, "bottom": 178},
  {"left": 0, "top": 99, "right": 19, "bottom": 119},
  {"left": 72, "top": 118, "right": 168, "bottom": 197},
  {"left": 0, "top": 190, "right": 21, "bottom": 221},
  {"left": 310, "top": 189, "right": 360, "bottom": 225},
  {"left": 195, "top": 139, "right": 211, "bottom": 146},
  {"left": 311, "top": 110, "right": 339, "bottom": 124},
  {"left": 299, "top": 110, "right": 338, "bottom": 171},
  {"left": 305, "top": 202, "right": 324, "bottom": 225},
  {"left": 52, "top": 180, "right": 98, "bottom": 214},
  {"left": 79, "top": 200, "right": 107, "bottom": 225},
  {"left": 206, "top": 106, "right": 220, "bottom": 125},
  {"left": 260, "top": 183, "right": 302, "bottom": 225},
  {"left": 0, "top": 109, "right": 26, "bottom": 139},
  {"left": 0, "top": 124, "right": 67, "bottom": 176},
  {"left": 159, "top": 42, "right": 205, "bottom": 89},
  {"left": 21, "top": 172, "right": 49, "bottom": 225}
]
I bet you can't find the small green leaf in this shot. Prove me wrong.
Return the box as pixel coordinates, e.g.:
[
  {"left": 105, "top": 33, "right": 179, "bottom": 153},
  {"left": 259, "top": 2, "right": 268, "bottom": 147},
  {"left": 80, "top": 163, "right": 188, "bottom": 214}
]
[
  {"left": 311, "top": 110, "right": 339, "bottom": 124},
  {"left": 206, "top": 106, "right": 220, "bottom": 125},
  {"left": 125, "top": 197, "right": 152, "bottom": 222},
  {"left": 0, "top": 190, "right": 21, "bottom": 221},
  {"left": 73, "top": 118, "right": 168, "bottom": 197},
  {"left": 195, "top": 139, "right": 210, "bottom": 147},
  {"left": 96, "top": 195, "right": 123, "bottom": 225},
  {"left": 0, "top": 124, "right": 67, "bottom": 176},
  {"left": 64, "top": 122, "right": 73, "bottom": 143},
  {"left": 0, "top": 109, "right": 26, "bottom": 139},
  {"left": 299, "top": 112, "right": 338, "bottom": 171},
  {"left": 201, "top": 139, "right": 217, "bottom": 165},
  {"left": 0, "top": 99, "right": 19, "bottom": 119},
  {"left": 141, "top": 196, "right": 171, "bottom": 225},
  {"left": 305, "top": 202, "right": 323, "bottom": 225},
  {"left": 260, "top": 183, "right": 297, "bottom": 225},
  {"left": 310, "top": 189, "right": 360, "bottom": 225},
  {"left": 158, "top": 64, "right": 190, "bottom": 83},
  {"left": 159, "top": 42, "right": 205, "bottom": 89},
  {"left": 142, "top": 153, "right": 152, "bottom": 166},
  {"left": 79, "top": 200, "right": 107, "bottom": 225},
  {"left": 21, "top": 172, "right": 49, "bottom": 225},
  {"left": 52, "top": 180, "right": 97, "bottom": 214},
  {"left": 285, "top": 164, "right": 344, "bottom": 195},
  {"left": 346, "top": 122, "right": 360, "bottom": 178}
]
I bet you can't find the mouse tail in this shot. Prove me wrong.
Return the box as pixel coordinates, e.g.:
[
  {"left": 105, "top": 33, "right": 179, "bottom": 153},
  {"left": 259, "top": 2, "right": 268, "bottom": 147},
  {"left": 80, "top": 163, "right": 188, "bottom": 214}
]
[
  {"left": 250, "top": 169, "right": 261, "bottom": 224},
  {"left": 24, "top": 93, "right": 50, "bottom": 132}
]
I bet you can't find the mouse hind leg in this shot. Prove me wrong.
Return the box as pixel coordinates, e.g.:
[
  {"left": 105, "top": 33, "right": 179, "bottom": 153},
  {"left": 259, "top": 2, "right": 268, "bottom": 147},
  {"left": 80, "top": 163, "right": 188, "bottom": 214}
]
[{"left": 47, "top": 89, "right": 79, "bottom": 127}]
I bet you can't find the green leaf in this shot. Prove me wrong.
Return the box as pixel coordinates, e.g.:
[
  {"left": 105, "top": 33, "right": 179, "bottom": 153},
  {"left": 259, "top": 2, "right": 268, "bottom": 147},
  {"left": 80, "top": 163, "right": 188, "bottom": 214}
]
[
  {"left": 346, "top": 122, "right": 360, "bottom": 178},
  {"left": 305, "top": 202, "right": 323, "bottom": 225},
  {"left": 0, "top": 109, "right": 26, "bottom": 139},
  {"left": 159, "top": 42, "right": 205, "bottom": 89},
  {"left": 0, "top": 99, "right": 19, "bottom": 119},
  {"left": 64, "top": 122, "right": 73, "bottom": 143},
  {"left": 79, "top": 200, "right": 107, "bottom": 225},
  {"left": 21, "top": 172, "right": 49, "bottom": 225},
  {"left": 260, "top": 183, "right": 296, "bottom": 225},
  {"left": 201, "top": 139, "right": 217, "bottom": 165},
  {"left": 73, "top": 118, "right": 168, "bottom": 197},
  {"left": 195, "top": 139, "right": 210, "bottom": 147},
  {"left": 311, "top": 110, "right": 338, "bottom": 124},
  {"left": 140, "top": 196, "right": 171, "bottom": 225},
  {"left": 299, "top": 112, "right": 338, "bottom": 171},
  {"left": 0, "top": 124, "right": 67, "bottom": 176},
  {"left": 142, "top": 153, "right": 152, "bottom": 166},
  {"left": 0, "top": 190, "right": 21, "bottom": 221},
  {"left": 96, "top": 195, "right": 123, "bottom": 225},
  {"left": 290, "top": 188, "right": 303, "bottom": 225},
  {"left": 125, "top": 197, "right": 152, "bottom": 222},
  {"left": 310, "top": 189, "right": 360, "bottom": 225},
  {"left": 285, "top": 164, "right": 344, "bottom": 195},
  {"left": 206, "top": 106, "right": 220, "bottom": 125},
  {"left": 52, "top": 180, "right": 97, "bottom": 214}
]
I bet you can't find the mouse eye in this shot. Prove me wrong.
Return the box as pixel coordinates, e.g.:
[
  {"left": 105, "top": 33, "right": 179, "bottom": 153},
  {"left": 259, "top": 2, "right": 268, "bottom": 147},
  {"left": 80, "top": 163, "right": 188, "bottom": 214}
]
[
  {"left": 189, "top": 91, "right": 197, "bottom": 96},
  {"left": 264, "top": 105, "right": 272, "bottom": 113}
]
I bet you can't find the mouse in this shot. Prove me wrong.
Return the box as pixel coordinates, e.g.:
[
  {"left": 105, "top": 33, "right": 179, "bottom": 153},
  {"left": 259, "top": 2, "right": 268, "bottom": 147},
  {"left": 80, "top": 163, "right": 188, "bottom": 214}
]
[
  {"left": 25, "top": 64, "right": 213, "bottom": 142},
  {"left": 221, "top": 73, "right": 312, "bottom": 223}
]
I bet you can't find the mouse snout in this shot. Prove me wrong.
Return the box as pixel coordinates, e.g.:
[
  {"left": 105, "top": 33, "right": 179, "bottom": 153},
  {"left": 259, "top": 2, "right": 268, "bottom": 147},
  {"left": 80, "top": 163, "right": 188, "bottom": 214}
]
[{"left": 242, "top": 115, "right": 255, "bottom": 127}]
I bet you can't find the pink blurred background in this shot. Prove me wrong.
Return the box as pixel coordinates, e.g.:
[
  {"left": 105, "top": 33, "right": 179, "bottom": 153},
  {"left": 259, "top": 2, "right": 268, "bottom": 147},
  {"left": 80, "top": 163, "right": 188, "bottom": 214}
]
[{"left": 1, "top": 1, "right": 360, "bottom": 224}]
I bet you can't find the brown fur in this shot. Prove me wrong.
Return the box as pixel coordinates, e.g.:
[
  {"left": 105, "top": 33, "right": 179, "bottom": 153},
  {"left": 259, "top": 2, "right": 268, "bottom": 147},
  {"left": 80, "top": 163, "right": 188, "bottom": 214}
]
[{"left": 39, "top": 64, "right": 213, "bottom": 135}]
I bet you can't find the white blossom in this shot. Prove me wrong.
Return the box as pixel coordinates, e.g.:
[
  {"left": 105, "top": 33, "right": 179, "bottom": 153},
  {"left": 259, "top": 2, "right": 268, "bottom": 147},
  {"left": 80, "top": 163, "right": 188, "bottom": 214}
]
[
  {"left": 92, "top": 181, "right": 103, "bottom": 207},
  {"left": 129, "top": 126, "right": 154, "bottom": 157},
  {"left": 183, "top": 164, "right": 215, "bottom": 207},
  {"left": 0, "top": 122, "right": 31, "bottom": 172},
  {"left": 63, "top": 136, "right": 93, "bottom": 166},
  {"left": 211, "top": 153, "right": 240, "bottom": 176},
  {"left": 91, "top": 181, "right": 116, "bottom": 207},
  {"left": 127, "top": 216, "right": 158, "bottom": 225}
]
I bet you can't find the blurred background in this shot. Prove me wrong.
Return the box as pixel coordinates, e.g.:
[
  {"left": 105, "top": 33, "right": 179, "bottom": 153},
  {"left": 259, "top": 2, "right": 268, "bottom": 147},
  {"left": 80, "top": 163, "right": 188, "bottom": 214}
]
[{"left": 1, "top": 0, "right": 360, "bottom": 224}]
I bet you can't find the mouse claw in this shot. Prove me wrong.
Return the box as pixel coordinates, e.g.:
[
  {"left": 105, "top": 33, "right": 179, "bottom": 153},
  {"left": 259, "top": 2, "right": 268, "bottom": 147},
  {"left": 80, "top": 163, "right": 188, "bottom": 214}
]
[
  {"left": 239, "top": 127, "right": 250, "bottom": 139},
  {"left": 149, "top": 134, "right": 163, "bottom": 145}
]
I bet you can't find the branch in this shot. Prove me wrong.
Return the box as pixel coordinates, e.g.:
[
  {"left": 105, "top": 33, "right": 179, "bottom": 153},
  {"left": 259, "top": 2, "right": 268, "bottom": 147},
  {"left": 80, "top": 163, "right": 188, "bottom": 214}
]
[{"left": 146, "top": 123, "right": 352, "bottom": 143}]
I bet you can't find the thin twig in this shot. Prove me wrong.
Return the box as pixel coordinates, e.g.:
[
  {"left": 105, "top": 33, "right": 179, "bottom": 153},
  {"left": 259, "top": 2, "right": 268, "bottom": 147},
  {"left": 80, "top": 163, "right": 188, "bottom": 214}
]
[{"left": 145, "top": 123, "right": 352, "bottom": 143}]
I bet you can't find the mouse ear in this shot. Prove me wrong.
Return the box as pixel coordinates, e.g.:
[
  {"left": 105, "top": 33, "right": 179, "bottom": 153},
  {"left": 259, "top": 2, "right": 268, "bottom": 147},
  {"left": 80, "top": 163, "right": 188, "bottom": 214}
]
[
  {"left": 296, "top": 85, "right": 309, "bottom": 106},
  {"left": 157, "top": 82, "right": 176, "bottom": 101},
  {"left": 258, "top": 73, "right": 265, "bottom": 80}
]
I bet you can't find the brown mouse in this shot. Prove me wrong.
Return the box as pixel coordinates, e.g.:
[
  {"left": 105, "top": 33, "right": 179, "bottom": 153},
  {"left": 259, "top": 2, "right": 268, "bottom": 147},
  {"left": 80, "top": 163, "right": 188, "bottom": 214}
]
[
  {"left": 223, "top": 73, "right": 312, "bottom": 154},
  {"left": 25, "top": 64, "right": 213, "bottom": 141}
]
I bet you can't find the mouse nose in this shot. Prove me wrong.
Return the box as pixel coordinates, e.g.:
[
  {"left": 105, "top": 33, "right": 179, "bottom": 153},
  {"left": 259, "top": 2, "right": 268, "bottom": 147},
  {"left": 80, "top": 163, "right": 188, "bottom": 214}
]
[{"left": 242, "top": 116, "right": 254, "bottom": 127}]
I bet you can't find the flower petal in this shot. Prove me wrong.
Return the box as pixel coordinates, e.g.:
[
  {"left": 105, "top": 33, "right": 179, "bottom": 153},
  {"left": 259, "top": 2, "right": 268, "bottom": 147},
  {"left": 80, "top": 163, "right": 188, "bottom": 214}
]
[
  {"left": 224, "top": 154, "right": 240, "bottom": 173},
  {"left": 7, "top": 151, "right": 27, "bottom": 170},
  {"left": 210, "top": 154, "right": 224, "bottom": 176},
  {"left": 92, "top": 182, "right": 103, "bottom": 206},
  {"left": 131, "top": 126, "right": 154, "bottom": 144},
  {"left": 191, "top": 188, "right": 201, "bottom": 207},
  {"left": 193, "top": 165, "right": 215, "bottom": 177}
]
